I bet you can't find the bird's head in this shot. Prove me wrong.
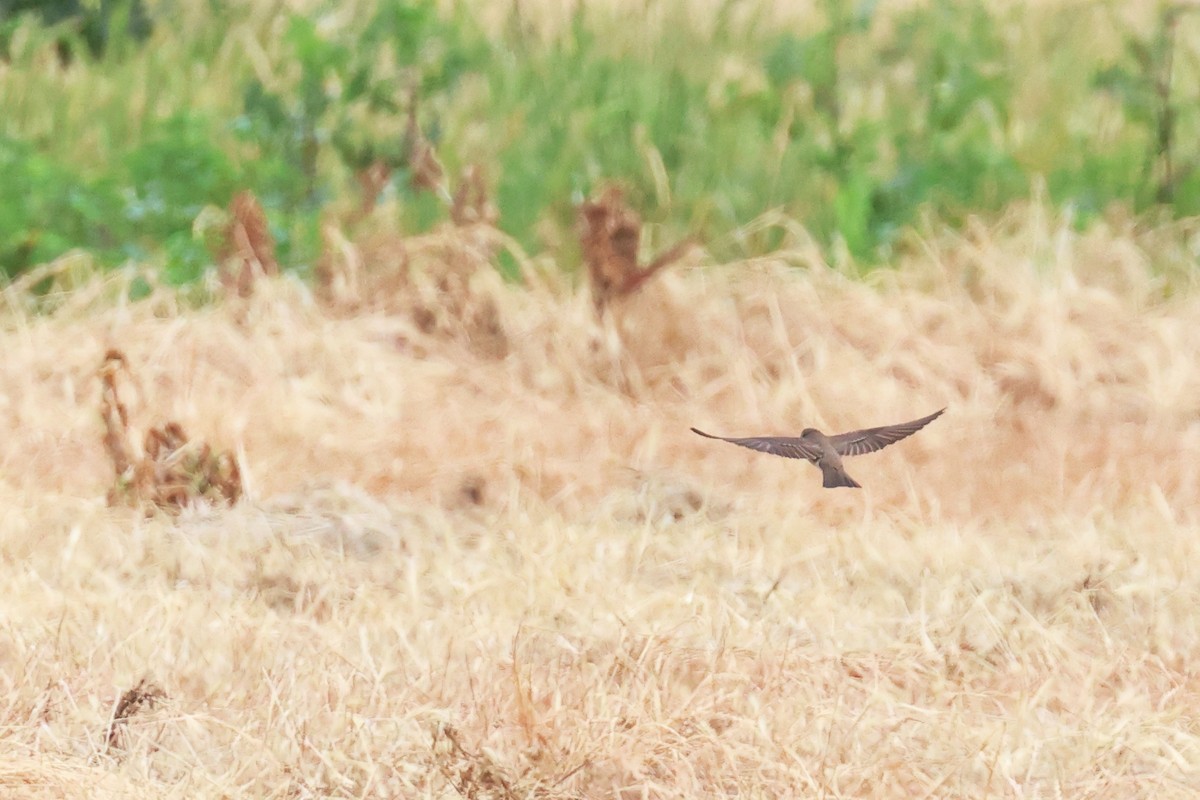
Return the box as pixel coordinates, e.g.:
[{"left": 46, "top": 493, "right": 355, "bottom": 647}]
[{"left": 800, "top": 428, "right": 821, "bottom": 439}]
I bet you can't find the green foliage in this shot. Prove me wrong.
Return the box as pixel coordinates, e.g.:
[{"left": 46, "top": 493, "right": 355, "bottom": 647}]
[
  {"left": 0, "top": 113, "right": 234, "bottom": 275},
  {"left": 125, "top": 114, "right": 238, "bottom": 237},
  {"left": 440, "top": 0, "right": 1023, "bottom": 261},
  {"left": 0, "top": 0, "right": 1198, "bottom": 285},
  {"left": 1089, "top": 3, "right": 1200, "bottom": 212},
  {"left": 0, "top": 135, "right": 119, "bottom": 274},
  {"left": 0, "top": 0, "right": 151, "bottom": 60},
  {"left": 232, "top": 0, "right": 488, "bottom": 252}
]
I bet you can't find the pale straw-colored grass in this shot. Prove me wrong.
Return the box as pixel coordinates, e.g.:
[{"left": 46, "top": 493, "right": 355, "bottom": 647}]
[{"left": 1, "top": 202, "right": 1199, "bottom": 798}]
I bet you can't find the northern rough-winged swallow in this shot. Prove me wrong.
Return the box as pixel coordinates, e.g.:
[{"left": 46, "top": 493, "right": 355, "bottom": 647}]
[{"left": 691, "top": 408, "right": 945, "bottom": 489}]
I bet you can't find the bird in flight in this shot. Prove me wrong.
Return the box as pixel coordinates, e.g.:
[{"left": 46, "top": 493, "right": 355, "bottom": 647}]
[{"left": 691, "top": 408, "right": 945, "bottom": 489}]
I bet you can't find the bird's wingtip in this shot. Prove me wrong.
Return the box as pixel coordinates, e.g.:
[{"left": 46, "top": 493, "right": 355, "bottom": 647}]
[{"left": 690, "top": 427, "right": 717, "bottom": 439}]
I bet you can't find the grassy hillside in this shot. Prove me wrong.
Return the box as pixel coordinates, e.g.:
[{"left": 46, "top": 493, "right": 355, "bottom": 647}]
[{"left": 2, "top": 202, "right": 1199, "bottom": 797}]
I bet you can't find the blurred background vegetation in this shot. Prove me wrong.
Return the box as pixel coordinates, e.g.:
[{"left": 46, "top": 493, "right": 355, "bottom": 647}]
[{"left": 1, "top": 0, "right": 1198, "bottom": 284}]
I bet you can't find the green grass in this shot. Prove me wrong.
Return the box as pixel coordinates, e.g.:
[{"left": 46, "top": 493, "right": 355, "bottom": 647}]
[{"left": 1, "top": 0, "right": 1199, "bottom": 283}]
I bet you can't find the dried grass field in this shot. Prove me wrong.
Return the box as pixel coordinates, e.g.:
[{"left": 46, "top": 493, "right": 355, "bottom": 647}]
[{"left": 3, "top": 204, "right": 1200, "bottom": 798}]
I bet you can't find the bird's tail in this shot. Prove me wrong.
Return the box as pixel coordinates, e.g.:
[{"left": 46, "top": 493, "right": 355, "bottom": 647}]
[{"left": 821, "top": 463, "right": 861, "bottom": 489}]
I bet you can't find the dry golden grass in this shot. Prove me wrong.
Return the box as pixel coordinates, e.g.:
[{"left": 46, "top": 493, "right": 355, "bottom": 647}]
[{"left": 2, "top": 202, "right": 1199, "bottom": 798}]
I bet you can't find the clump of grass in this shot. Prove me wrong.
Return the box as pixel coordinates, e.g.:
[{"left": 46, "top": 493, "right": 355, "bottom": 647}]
[
  {"left": 99, "top": 349, "right": 242, "bottom": 512},
  {"left": 317, "top": 223, "right": 513, "bottom": 359}
]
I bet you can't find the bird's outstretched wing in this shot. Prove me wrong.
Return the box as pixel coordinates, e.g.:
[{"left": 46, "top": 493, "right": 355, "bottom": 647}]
[
  {"left": 690, "top": 428, "right": 820, "bottom": 462},
  {"left": 828, "top": 408, "right": 945, "bottom": 457}
]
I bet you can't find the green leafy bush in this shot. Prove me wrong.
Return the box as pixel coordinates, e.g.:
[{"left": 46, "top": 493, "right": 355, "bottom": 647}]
[{"left": 1, "top": 0, "right": 1198, "bottom": 284}]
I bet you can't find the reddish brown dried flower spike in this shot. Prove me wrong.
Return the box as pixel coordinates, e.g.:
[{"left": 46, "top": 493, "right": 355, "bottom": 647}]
[
  {"left": 578, "top": 184, "right": 694, "bottom": 314},
  {"left": 219, "top": 190, "right": 279, "bottom": 297}
]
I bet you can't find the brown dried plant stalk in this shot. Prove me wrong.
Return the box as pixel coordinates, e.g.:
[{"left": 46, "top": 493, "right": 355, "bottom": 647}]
[
  {"left": 430, "top": 722, "right": 522, "bottom": 800},
  {"left": 99, "top": 349, "right": 243, "bottom": 512},
  {"left": 218, "top": 190, "right": 279, "bottom": 297},
  {"left": 104, "top": 677, "right": 166, "bottom": 753},
  {"left": 405, "top": 86, "right": 497, "bottom": 226},
  {"left": 578, "top": 185, "right": 693, "bottom": 314}
]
